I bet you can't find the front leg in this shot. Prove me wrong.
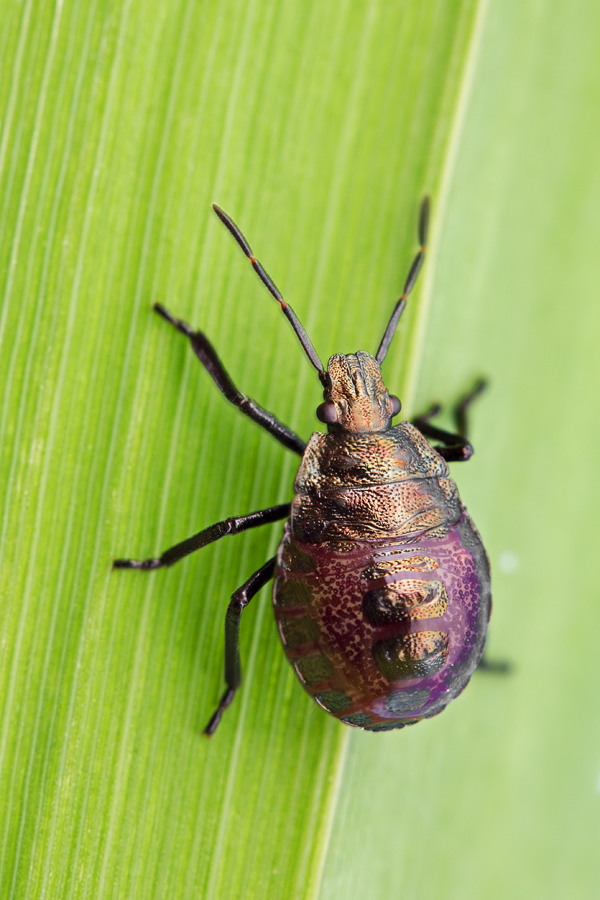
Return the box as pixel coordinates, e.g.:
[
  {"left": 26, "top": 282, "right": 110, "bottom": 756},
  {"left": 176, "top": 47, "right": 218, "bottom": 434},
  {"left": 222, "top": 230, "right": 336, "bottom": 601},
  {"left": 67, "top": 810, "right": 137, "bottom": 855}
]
[
  {"left": 154, "top": 304, "right": 306, "bottom": 455},
  {"left": 412, "top": 379, "right": 487, "bottom": 462}
]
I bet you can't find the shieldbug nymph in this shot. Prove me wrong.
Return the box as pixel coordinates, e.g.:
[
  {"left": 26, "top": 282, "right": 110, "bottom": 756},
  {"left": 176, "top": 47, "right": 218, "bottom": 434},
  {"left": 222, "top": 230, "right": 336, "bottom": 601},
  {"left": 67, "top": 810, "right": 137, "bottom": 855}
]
[{"left": 114, "top": 198, "right": 493, "bottom": 734}]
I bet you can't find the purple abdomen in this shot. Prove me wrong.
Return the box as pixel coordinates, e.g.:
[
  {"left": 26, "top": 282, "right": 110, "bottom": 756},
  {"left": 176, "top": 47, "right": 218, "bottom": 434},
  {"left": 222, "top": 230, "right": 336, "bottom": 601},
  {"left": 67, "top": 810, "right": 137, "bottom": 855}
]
[{"left": 272, "top": 423, "right": 491, "bottom": 731}]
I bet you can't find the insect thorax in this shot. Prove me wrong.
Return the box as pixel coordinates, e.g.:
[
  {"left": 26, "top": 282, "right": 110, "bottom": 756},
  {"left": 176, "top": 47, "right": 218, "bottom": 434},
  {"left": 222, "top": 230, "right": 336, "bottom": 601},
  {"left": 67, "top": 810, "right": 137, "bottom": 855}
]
[{"left": 290, "top": 423, "right": 461, "bottom": 545}]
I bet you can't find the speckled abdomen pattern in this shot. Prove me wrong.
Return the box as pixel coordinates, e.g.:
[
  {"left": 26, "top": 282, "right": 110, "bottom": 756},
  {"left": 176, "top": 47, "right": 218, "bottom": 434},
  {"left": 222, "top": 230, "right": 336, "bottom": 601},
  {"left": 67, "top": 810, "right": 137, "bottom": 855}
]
[{"left": 272, "top": 423, "right": 491, "bottom": 731}]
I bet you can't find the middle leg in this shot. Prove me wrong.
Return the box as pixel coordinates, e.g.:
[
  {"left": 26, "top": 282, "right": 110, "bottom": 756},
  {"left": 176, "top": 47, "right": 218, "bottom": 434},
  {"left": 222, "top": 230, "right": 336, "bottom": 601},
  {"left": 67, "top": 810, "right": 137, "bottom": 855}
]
[{"left": 113, "top": 503, "right": 290, "bottom": 570}]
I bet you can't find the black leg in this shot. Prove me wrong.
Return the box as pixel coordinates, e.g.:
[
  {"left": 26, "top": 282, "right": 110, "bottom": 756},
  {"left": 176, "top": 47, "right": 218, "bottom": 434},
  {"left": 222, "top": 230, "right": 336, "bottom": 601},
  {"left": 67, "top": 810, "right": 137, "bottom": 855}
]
[
  {"left": 477, "top": 653, "right": 511, "bottom": 674},
  {"left": 204, "top": 556, "right": 277, "bottom": 735},
  {"left": 453, "top": 378, "right": 487, "bottom": 438},
  {"left": 113, "top": 503, "right": 290, "bottom": 570},
  {"left": 411, "top": 417, "right": 473, "bottom": 462},
  {"left": 154, "top": 303, "right": 306, "bottom": 456},
  {"left": 411, "top": 379, "right": 487, "bottom": 462}
]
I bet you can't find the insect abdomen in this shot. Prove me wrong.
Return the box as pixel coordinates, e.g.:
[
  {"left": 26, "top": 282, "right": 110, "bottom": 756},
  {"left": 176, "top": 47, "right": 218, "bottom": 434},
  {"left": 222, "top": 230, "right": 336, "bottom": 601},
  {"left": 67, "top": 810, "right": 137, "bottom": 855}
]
[{"left": 272, "top": 423, "right": 491, "bottom": 730}]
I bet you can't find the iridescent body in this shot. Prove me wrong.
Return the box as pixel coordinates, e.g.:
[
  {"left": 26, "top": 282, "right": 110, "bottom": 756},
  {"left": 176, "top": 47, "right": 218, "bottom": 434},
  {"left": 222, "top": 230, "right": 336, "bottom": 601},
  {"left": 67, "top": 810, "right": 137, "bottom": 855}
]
[
  {"left": 273, "top": 351, "right": 491, "bottom": 731},
  {"left": 114, "top": 199, "right": 494, "bottom": 735}
]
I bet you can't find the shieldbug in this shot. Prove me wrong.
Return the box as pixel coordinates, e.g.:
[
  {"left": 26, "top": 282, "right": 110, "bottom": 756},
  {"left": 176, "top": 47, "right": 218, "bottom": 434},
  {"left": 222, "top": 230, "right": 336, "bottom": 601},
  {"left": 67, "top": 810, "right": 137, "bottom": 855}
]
[{"left": 114, "top": 198, "right": 493, "bottom": 734}]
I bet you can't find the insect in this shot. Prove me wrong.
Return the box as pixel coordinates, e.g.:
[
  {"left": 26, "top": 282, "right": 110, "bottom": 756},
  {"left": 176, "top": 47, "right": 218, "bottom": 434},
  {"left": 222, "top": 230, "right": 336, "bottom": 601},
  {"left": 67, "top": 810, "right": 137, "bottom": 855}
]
[{"left": 114, "top": 198, "right": 492, "bottom": 735}]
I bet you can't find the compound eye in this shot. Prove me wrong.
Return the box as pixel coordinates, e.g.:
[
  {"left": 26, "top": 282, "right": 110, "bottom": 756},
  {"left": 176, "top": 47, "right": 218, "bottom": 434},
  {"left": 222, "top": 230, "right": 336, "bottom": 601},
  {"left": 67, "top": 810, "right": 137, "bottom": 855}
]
[
  {"left": 390, "top": 395, "right": 402, "bottom": 417},
  {"left": 316, "top": 401, "right": 338, "bottom": 424}
]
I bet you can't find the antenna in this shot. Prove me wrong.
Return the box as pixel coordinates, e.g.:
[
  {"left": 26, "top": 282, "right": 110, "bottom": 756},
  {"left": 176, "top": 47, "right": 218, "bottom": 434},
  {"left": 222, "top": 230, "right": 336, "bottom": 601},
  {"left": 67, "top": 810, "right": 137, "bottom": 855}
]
[
  {"left": 376, "top": 196, "right": 430, "bottom": 364},
  {"left": 212, "top": 205, "right": 324, "bottom": 376}
]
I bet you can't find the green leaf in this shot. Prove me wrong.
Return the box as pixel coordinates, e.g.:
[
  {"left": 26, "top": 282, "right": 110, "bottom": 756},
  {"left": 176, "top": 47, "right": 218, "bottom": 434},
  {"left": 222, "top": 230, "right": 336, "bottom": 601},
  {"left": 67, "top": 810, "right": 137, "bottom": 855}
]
[
  {"left": 320, "top": 2, "right": 600, "bottom": 898},
  {"left": 8, "top": 0, "right": 597, "bottom": 897},
  {"left": 0, "top": 0, "right": 475, "bottom": 895}
]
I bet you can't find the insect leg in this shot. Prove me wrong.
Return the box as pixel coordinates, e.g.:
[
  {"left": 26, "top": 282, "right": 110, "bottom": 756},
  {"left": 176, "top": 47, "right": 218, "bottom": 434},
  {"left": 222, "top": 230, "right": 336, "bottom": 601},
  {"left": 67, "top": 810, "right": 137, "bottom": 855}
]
[
  {"left": 452, "top": 378, "right": 487, "bottom": 439},
  {"left": 154, "top": 304, "right": 306, "bottom": 455},
  {"left": 204, "top": 556, "right": 276, "bottom": 736},
  {"left": 411, "top": 417, "right": 473, "bottom": 462},
  {"left": 113, "top": 503, "right": 290, "bottom": 570},
  {"left": 477, "top": 655, "right": 510, "bottom": 674},
  {"left": 411, "top": 379, "right": 487, "bottom": 462}
]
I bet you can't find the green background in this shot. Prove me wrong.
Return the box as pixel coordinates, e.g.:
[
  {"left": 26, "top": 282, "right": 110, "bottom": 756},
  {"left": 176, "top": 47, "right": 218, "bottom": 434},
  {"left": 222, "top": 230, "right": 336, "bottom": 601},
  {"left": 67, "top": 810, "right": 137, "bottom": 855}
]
[{"left": 1, "top": 0, "right": 599, "bottom": 897}]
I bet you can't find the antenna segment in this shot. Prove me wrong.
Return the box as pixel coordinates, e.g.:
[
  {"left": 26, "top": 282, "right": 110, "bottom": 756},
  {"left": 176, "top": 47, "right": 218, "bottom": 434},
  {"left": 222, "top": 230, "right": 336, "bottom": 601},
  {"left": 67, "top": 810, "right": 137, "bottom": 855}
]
[
  {"left": 376, "top": 197, "right": 430, "bottom": 364},
  {"left": 213, "top": 205, "right": 324, "bottom": 376}
]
